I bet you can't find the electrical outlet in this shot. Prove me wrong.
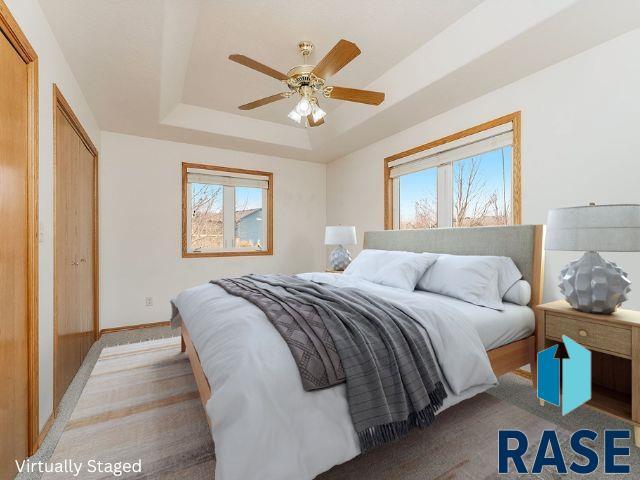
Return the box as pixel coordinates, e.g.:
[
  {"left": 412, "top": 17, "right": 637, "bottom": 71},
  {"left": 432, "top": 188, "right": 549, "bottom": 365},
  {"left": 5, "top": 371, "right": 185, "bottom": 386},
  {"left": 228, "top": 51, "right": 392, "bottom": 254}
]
[{"left": 145, "top": 297, "right": 153, "bottom": 307}]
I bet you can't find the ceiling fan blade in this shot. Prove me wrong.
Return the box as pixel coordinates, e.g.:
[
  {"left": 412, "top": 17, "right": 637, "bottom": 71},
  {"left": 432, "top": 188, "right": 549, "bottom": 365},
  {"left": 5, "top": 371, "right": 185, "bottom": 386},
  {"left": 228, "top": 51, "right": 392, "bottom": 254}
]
[
  {"left": 238, "top": 93, "right": 286, "bottom": 110},
  {"left": 311, "top": 40, "right": 361, "bottom": 79},
  {"left": 229, "top": 54, "right": 288, "bottom": 81},
  {"left": 307, "top": 114, "right": 325, "bottom": 127},
  {"left": 328, "top": 86, "right": 385, "bottom": 105}
]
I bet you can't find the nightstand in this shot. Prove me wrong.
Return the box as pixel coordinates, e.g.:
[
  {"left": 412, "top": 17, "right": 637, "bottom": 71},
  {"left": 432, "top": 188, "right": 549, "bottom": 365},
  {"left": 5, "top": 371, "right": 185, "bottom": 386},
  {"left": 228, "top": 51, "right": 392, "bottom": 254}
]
[{"left": 537, "top": 300, "right": 640, "bottom": 446}]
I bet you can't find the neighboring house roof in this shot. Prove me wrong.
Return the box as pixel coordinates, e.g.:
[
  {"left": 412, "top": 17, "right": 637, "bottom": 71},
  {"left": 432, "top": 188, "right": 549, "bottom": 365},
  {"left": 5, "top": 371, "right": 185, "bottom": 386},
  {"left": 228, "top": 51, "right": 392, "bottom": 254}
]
[
  {"left": 195, "top": 208, "right": 261, "bottom": 223},
  {"left": 235, "top": 208, "right": 261, "bottom": 221}
]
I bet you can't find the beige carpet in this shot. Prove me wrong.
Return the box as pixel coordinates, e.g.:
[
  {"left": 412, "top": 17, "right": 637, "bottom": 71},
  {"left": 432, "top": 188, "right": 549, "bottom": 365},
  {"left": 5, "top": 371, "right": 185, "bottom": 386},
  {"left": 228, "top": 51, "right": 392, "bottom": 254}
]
[{"left": 44, "top": 337, "right": 574, "bottom": 479}]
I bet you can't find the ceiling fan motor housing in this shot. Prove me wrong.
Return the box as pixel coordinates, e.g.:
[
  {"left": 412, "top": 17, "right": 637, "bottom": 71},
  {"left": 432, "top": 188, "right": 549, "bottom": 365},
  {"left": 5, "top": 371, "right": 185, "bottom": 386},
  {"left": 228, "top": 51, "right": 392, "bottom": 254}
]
[{"left": 286, "top": 65, "right": 326, "bottom": 97}]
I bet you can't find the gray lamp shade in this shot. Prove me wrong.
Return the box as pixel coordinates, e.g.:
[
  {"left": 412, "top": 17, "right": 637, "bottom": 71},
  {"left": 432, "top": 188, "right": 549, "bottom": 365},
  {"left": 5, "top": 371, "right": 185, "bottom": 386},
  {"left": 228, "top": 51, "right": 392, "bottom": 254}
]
[
  {"left": 325, "top": 226, "right": 357, "bottom": 246},
  {"left": 546, "top": 204, "right": 640, "bottom": 252}
]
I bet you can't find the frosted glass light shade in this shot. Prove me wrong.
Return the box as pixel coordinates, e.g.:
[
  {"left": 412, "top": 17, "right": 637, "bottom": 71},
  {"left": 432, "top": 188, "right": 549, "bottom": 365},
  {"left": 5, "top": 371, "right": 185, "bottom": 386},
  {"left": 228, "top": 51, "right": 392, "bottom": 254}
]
[
  {"left": 312, "top": 105, "right": 326, "bottom": 122},
  {"left": 325, "top": 226, "right": 356, "bottom": 246},
  {"left": 295, "top": 98, "right": 312, "bottom": 116},
  {"left": 288, "top": 110, "right": 302, "bottom": 123},
  {"left": 546, "top": 204, "right": 640, "bottom": 252}
]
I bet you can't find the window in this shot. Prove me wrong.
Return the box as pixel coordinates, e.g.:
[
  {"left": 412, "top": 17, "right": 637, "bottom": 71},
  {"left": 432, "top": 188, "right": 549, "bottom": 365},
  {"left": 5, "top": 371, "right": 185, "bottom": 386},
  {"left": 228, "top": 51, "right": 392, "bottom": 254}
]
[
  {"left": 182, "top": 163, "right": 273, "bottom": 257},
  {"left": 385, "top": 113, "right": 521, "bottom": 230}
]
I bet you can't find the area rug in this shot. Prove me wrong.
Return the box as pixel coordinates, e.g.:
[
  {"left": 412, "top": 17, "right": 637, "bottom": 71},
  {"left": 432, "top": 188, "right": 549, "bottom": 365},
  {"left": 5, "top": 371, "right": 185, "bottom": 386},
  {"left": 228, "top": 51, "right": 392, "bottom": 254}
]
[
  {"left": 42, "top": 337, "right": 215, "bottom": 479},
  {"left": 42, "top": 337, "right": 580, "bottom": 479}
]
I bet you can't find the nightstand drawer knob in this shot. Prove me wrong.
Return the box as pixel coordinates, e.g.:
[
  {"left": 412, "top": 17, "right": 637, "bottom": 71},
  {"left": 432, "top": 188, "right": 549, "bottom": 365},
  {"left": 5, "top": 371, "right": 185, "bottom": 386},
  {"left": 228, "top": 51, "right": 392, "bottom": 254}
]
[{"left": 579, "top": 329, "right": 588, "bottom": 337}]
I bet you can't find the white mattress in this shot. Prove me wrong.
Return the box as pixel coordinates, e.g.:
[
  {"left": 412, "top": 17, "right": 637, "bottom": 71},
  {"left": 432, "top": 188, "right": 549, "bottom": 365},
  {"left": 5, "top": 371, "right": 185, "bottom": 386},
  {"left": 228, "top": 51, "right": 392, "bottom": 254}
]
[{"left": 411, "top": 290, "right": 535, "bottom": 350}]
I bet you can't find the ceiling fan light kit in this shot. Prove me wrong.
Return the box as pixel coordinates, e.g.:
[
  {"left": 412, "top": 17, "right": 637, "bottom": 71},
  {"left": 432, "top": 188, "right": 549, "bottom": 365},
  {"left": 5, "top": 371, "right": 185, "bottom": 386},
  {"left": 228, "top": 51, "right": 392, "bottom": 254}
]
[
  {"left": 229, "top": 39, "right": 385, "bottom": 127},
  {"left": 311, "top": 103, "right": 326, "bottom": 123},
  {"left": 294, "top": 96, "right": 312, "bottom": 116},
  {"left": 287, "top": 110, "right": 302, "bottom": 123}
]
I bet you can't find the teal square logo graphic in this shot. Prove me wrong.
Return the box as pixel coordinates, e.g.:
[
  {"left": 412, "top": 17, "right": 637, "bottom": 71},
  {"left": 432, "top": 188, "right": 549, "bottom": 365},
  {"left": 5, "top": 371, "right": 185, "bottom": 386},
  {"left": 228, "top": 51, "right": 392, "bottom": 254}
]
[{"left": 537, "top": 335, "right": 591, "bottom": 415}]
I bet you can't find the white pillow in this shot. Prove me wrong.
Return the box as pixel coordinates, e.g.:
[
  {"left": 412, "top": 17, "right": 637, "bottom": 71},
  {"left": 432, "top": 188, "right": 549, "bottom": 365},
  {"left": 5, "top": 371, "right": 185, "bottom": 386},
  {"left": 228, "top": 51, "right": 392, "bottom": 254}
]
[
  {"left": 344, "top": 249, "right": 439, "bottom": 291},
  {"left": 417, "top": 254, "right": 522, "bottom": 310},
  {"left": 503, "top": 280, "right": 531, "bottom": 306},
  {"left": 494, "top": 257, "right": 524, "bottom": 297}
]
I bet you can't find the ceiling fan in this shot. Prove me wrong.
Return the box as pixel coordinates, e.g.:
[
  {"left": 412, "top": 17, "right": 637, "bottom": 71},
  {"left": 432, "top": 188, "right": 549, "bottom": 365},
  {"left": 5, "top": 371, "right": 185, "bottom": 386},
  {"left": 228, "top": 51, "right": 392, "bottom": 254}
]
[{"left": 229, "top": 39, "right": 385, "bottom": 127}]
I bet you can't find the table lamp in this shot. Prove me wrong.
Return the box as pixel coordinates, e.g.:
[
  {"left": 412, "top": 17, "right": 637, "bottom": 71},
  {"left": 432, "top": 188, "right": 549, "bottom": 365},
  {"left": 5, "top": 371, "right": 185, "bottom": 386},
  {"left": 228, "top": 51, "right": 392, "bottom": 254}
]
[
  {"left": 325, "top": 226, "right": 357, "bottom": 271},
  {"left": 546, "top": 203, "right": 640, "bottom": 314}
]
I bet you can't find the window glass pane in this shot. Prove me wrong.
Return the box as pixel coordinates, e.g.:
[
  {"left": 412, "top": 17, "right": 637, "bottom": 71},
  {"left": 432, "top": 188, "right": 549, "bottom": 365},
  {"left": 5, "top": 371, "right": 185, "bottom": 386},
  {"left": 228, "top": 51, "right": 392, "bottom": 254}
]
[
  {"left": 398, "top": 168, "right": 437, "bottom": 229},
  {"left": 191, "top": 183, "right": 223, "bottom": 250},
  {"left": 235, "top": 187, "right": 264, "bottom": 249},
  {"left": 452, "top": 146, "right": 512, "bottom": 227}
]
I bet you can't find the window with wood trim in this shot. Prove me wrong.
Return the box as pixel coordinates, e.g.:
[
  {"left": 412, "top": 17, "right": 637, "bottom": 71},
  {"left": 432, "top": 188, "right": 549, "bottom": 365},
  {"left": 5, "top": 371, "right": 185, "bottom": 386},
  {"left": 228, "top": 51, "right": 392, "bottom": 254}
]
[
  {"left": 384, "top": 112, "right": 521, "bottom": 230},
  {"left": 182, "top": 163, "right": 273, "bottom": 257}
]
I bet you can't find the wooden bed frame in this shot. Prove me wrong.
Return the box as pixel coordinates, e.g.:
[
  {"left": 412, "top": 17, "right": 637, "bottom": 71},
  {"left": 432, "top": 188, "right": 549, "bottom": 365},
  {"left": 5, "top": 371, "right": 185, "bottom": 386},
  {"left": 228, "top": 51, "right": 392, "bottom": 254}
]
[{"left": 181, "top": 224, "right": 545, "bottom": 417}]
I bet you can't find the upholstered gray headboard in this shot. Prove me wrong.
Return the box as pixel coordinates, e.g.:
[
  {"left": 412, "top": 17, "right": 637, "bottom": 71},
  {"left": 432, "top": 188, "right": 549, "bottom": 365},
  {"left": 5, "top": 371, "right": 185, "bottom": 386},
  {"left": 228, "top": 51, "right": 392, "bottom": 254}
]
[{"left": 363, "top": 225, "right": 544, "bottom": 302}]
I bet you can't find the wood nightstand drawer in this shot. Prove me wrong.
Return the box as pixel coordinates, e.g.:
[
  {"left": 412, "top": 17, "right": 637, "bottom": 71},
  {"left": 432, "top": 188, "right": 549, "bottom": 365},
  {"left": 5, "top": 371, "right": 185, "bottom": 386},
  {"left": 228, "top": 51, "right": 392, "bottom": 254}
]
[{"left": 545, "top": 313, "right": 632, "bottom": 357}]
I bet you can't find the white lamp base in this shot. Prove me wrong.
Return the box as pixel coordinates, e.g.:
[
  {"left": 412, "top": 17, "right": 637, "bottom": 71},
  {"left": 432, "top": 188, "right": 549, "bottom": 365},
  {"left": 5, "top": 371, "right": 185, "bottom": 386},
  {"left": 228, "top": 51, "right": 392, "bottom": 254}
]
[
  {"left": 559, "top": 251, "right": 631, "bottom": 314},
  {"left": 329, "top": 245, "right": 352, "bottom": 271}
]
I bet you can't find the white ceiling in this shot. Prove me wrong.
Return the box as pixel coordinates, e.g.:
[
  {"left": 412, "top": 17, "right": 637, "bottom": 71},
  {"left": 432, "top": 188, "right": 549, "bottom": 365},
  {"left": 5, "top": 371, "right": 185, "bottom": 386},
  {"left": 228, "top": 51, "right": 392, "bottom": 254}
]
[
  {"left": 182, "top": 0, "right": 482, "bottom": 125},
  {"left": 39, "top": 0, "right": 640, "bottom": 162}
]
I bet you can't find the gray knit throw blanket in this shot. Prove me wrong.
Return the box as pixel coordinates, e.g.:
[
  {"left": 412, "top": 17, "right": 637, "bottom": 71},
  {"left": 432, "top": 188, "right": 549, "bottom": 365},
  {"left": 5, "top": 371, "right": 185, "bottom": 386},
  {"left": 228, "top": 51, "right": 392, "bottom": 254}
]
[{"left": 212, "top": 274, "right": 447, "bottom": 452}]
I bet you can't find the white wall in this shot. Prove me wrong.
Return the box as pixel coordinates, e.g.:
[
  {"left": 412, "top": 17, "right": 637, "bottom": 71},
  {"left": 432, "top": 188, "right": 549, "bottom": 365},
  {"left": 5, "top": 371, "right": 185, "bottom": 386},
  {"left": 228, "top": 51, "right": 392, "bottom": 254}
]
[
  {"left": 99, "top": 132, "right": 326, "bottom": 329},
  {"left": 327, "top": 28, "right": 640, "bottom": 309},
  {"left": 4, "top": 0, "right": 101, "bottom": 430}
]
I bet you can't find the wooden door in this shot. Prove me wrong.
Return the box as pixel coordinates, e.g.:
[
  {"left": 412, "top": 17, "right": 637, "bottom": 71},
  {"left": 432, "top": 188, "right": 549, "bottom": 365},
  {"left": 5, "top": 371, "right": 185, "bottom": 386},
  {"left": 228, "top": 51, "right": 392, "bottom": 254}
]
[
  {"left": 0, "top": 21, "right": 30, "bottom": 478},
  {"left": 54, "top": 93, "right": 97, "bottom": 410},
  {"left": 78, "top": 133, "right": 96, "bottom": 357}
]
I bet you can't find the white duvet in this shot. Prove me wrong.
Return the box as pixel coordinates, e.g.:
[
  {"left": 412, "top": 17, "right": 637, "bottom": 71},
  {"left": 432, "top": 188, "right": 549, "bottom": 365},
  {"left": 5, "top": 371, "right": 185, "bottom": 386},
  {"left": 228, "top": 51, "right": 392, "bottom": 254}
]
[{"left": 172, "top": 273, "right": 498, "bottom": 480}]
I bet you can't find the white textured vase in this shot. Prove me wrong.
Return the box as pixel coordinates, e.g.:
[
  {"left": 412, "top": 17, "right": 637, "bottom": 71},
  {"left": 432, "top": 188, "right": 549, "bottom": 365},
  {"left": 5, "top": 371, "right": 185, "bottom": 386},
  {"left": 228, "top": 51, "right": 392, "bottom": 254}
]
[
  {"left": 329, "top": 245, "right": 352, "bottom": 271},
  {"left": 559, "top": 251, "right": 631, "bottom": 314}
]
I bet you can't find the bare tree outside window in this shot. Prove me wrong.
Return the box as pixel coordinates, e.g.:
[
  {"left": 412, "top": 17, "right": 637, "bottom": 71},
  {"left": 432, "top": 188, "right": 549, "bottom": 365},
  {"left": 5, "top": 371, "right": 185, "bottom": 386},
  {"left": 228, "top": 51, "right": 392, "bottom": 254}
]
[
  {"left": 453, "top": 148, "right": 511, "bottom": 227},
  {"left": 191, "top": 183, "right": 223, "bottom": 250},
  {"left": 398, "top": 147, "right": 512, "bottom": 230},
  {"left": 411, "top": 195, "right": 437, "bottom": 229}
]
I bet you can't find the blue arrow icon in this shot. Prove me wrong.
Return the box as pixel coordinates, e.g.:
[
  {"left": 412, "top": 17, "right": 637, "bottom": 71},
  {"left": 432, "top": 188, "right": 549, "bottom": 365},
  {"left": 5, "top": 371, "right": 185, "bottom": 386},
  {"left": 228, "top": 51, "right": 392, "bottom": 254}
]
[
  {"left": 537, "top": 336, "right": 591, "bottom": 414},
  {"left": 561, "top": 335, "right": 591, "bottom": 415},
  {"left": 537, "top": 344, "right": 560, "bottom": 406}
]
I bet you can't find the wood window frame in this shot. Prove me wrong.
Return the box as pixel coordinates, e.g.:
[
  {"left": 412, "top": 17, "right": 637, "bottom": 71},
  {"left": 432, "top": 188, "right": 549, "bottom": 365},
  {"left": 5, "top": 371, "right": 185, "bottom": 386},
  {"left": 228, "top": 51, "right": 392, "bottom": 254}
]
[
  {"left": 384, "top": 112, "right": 521, "bottom": 230},
  {"left": 0, "top": 0, "right": 40, "bottom": 454},
  {"left": 181, "top": 162, "right": 274, "bottom": 258}
]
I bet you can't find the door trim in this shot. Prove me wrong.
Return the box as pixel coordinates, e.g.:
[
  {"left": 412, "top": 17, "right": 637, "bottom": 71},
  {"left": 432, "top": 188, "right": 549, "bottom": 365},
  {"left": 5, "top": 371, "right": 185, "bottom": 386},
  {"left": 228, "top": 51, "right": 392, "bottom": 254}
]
[
  {"left": 0, "top": 0, "right": 39, "bottom": 455},
  {"left": 52, "top": 85, "right": 99, "bottom": 413}
]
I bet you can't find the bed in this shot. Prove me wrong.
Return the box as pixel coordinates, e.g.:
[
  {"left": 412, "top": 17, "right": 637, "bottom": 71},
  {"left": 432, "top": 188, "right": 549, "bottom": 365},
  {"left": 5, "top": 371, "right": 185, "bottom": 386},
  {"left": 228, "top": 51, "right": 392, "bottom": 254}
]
[{"left": 176, "top": 224, "right": 545, "bottom": 480}]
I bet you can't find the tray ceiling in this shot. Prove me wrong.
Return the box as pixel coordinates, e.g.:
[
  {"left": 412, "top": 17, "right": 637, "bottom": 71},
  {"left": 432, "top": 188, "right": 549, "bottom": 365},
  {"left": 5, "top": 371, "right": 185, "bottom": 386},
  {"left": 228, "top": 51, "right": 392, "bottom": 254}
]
[{"left": 39, "top": 0, "right": 640, "bottom": 162}]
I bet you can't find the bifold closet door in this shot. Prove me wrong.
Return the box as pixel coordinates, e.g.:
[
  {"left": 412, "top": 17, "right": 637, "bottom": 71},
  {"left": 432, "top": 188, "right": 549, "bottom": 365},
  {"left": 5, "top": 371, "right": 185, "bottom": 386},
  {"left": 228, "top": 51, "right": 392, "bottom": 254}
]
[
  {"left": 0, "top": 21, "right": 30, "bottom": 478},
  {"left": 77, "top": 133, "right": 96, "bottom": 357},
  {"left": 54, "top": 105, "right": 96, "bottom": 409}
]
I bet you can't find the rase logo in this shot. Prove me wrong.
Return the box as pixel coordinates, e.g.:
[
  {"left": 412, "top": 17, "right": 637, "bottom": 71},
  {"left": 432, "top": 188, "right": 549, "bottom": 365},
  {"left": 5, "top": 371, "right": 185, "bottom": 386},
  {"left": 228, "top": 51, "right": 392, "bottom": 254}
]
[
  {"left": 498, "top": 335, "right": 632, "bottom": 475},
  {"left": 498, "top": 429, "right": 631, "bottom": 474}
]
